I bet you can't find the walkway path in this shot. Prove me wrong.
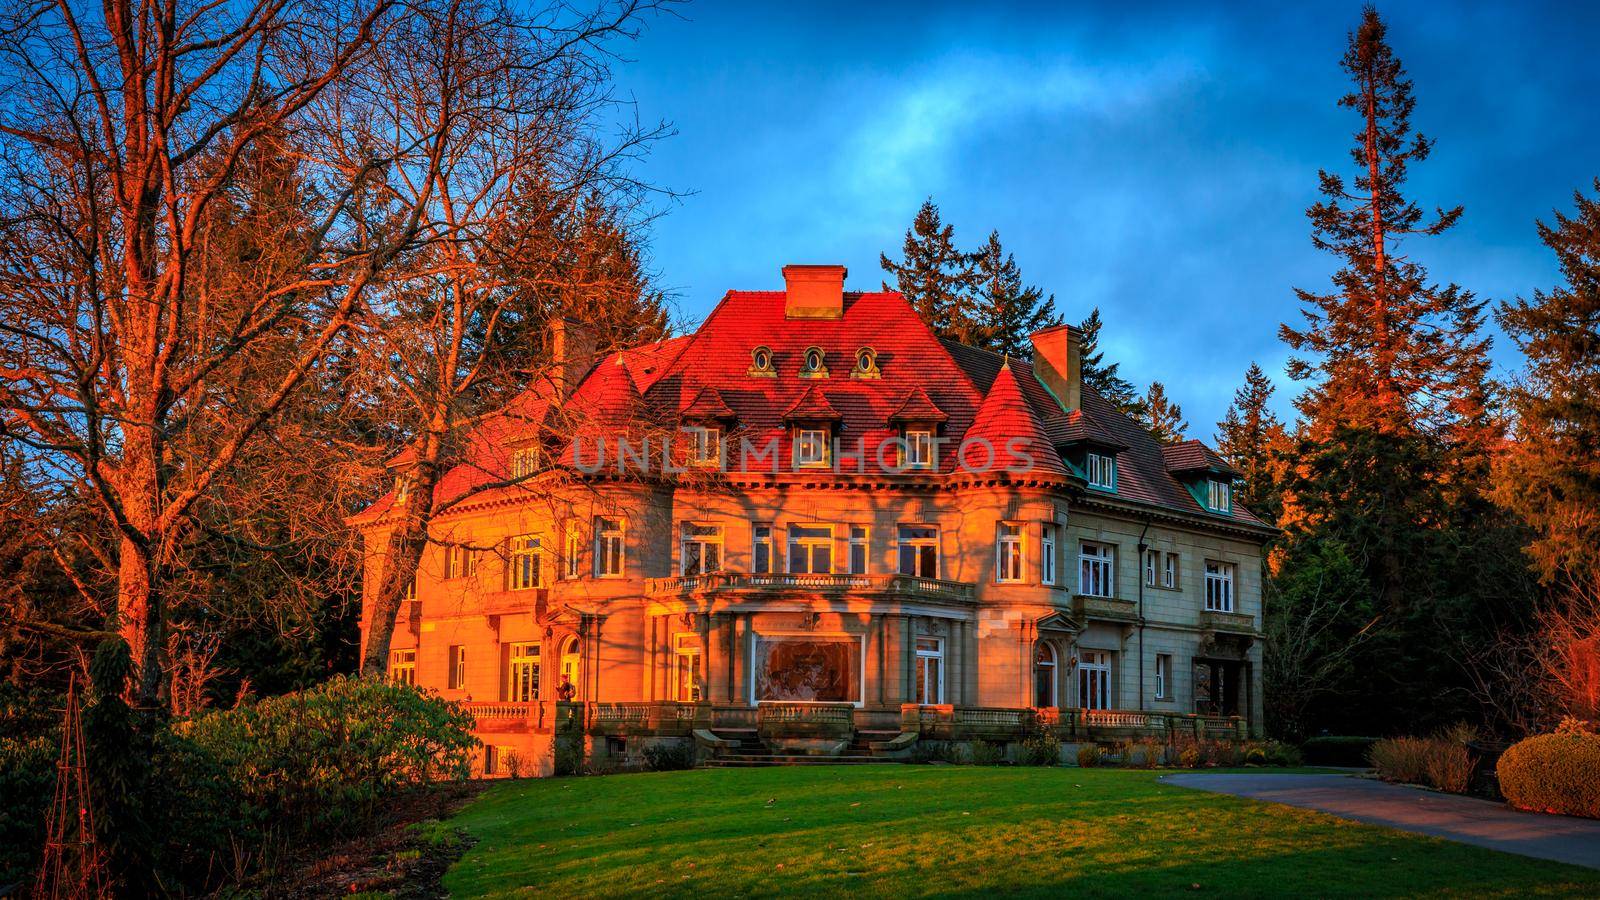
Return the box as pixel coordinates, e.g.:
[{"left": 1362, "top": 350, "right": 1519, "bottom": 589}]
[{"left": 1162, "top": 772, "right": 1600, "bottom": 871}]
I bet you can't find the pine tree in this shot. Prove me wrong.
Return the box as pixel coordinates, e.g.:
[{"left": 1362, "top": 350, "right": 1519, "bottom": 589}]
[
  {"left": 971, "top": 230, "right": 1062, "bottom": 357},
  {"left": 880, "top": 198, "right": 977, "bottom": 341},
  {"left": 1139, "top": 382, "right": 1188, "bottom": 444},
  {"left": 1216, "top": 363, "right": 1287, "bottom": 521},
  {"left": 1078, "top": 308, "right": 1144, "bottom": 415},
  {"left": 1494, "top": 180, "right": 1600, "bottom": 586}
]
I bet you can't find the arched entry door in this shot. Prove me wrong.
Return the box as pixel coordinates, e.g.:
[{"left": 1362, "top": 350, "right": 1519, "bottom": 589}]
[
  {"left": 557, "top": 635, "right": 581, "bottom": 699},
  {"left": 1033, "top": 642, "right": 1057, "bottom": 707}
]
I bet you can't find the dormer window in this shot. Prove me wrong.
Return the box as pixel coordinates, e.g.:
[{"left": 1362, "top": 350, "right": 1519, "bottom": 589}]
[
  {"left": 1207, "top": 478, "right": 1232, "bottom": 513},
  {"left": 749, "top": 346, "right": 775, "bottom": 377},
  {"left": 902, "top": 428, "right": 935, "bottom": 470},
  {"left": 799, "top": 346, "right": 829, "bottom": 378},
  {"left": 794, "top": 426, "right": 831, "bottom": 468},
  {"left": 510, "top": 446, "right": 539, "bottom": 479},
  {"left": 1086, "top": 452, "right": 1117, "bottom": 491},
  {"left": 852, "top": 347, "right": 880, "bottom": 379},
  {"left": 684, "top": 424, "right": 722, "bottom": 466}
]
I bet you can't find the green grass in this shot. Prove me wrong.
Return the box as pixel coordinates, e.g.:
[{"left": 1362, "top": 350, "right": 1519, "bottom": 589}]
[{"left": 442, "top": 766, "right": 1600, "bottom": 897}]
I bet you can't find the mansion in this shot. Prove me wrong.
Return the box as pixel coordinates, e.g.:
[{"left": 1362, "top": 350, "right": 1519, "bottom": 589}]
[{"left": 354, "top": 265, "right": 1273, "bottom": 773}]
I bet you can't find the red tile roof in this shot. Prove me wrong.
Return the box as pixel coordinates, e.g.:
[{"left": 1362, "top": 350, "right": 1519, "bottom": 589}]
[
  {"left": 887, "top": 385, "right": 949, "bottom": 424},
  {"left": 781, "top": 383, "right": 843, "bottom": 422},
  {"left": 1162, "top": 440, "right": 1243, "bottom": 478},
  {"left": 681, "top": 386, "right": 737, "bottom": 421},
  {"left": 963, "top": 360, "right": 1068, "bottom": 476}
]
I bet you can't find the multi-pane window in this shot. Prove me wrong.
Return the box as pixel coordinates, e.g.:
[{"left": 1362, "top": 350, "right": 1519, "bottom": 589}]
[
  {"left": 510, "top": 446, "right": 539, "bottom": 479},
  {"left": 1144, "top": 549, "right": 1160, "bottom": 587},
  {"left": 595, "top": 517, "right": 625, "bottom": 577},
  {"left": 1155, "top": 653, "right": 1171, "bottom": 700},
  {"left": 1163, "top": 552, "right": 1178, "bottom": 589},
  {"left": 1204, "top": 561, "right": 1235, "bottom": 612},
  {"left": 675, "top": 645, "right": 703, "bottom": 702},
  {"left": 1144, "top": 549, "right": 1180, "bottom": 589},
  {"left": 848, "top": 525, "right": 869, "bottom": 574},
  {"left": 1207, "top": 479, "right": 1232, "bottom": 512},
  {"left": 508, "top": 535, "right": 541, "bottom": 590},
  {"left": 389, "top": 648, "right": 416, "bottom": 685},
  {"left": 1086, "top": 452, "right": 1116, "bottom": 490},
  {"left": 995, "top": 523, "right": 1024, "bottom": 583},
  {"left": 447, "top": 645, "right": 467, "bottom": 690},
  {"left": 1078, "top": 541, "right": 1115, "bottom": 598},
  {"left": 897, "top": 525, "right": 939, "bottom": 578},
  {"left": 506, "top": 642, "right": 539, "bottom": 702},
  {"left": 795, "top": 428, "right": 830, "bottom": 468},
  {"left": 1041, "top": 523, "right": 1058, "bottom": 586},
  {"left": 564, "top": 528, "right": 582, "bottom": 579},
  {"left": 752, "top": 523, "right": 774, "bottom": 574},
  {"left": 681, "top": 523, "right": 724, "bottom": 575},
  {"left": 1033, "top": 643, "right": 1057, "bottom": 707},
  {"left": 787, "top": 525, "right": 833, "bottom": 574},
  {"left": 914, "top": 638, "right": 944, "bottom": 704},
  {"left": 685, "top": 426, "right": 722, "bottom": 466},
  {"left": 904, "top": 429, "right": 934, "bottom": 470},
  {"left": 1078, "top": 651, "right": 1111, "bottom": 709},
  {"left": 444, "top": 545, "right": 477, "bottom": 580}
]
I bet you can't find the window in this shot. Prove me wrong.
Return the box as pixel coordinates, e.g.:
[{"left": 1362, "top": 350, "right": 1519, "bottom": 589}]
[
  {"left": 389, "top": 648, "right": 416, "bottom": 685},
  {"left": 752, "top": 523, "right": 774, "bottom": 574},
  {"left": 914, "top": 638, "right": 943, "bottom": 704},
  {"left": 1078, "top": 651, "right": 1112, "bottom": 709},
  {"left": 484, "top": 745, "right": 500, "bottom": 776},
  {"left": 447, "top": 645, "right": 467, "bottom": 690},
  {"left": 897, "top": 525, "right": 939, "bottom": 578},
  {"left": 510, "top": 446, "right": 539, "bottom": 479},
  {"left": 1086, "top": 452, "right": 1116, "bottom": 490},
  {"left": 750, "top": 345, "right": 775, "bottom": 376},
  {"left": 787, "top": 524, "right": 833, "bottom": 574},
  {"left": 444, "top": 545, "right": 477, "bottom": 580},
  {"left": 508, "top": 535, "right": 541, "bottom": 590},
  {"left": 681, "top": 523, "right": 724, "bottom": 575},
  {"left": 1078, "top": 541, "right": 1115, "bottom": 598},
  {"left": 848, "top": 525, "right": 869, "bottom": 575},
  {"left": 1208, "top": 479, "right": 1232, "bottom": 512},
  {"left": 1163, "top": 552, "right": 1178, "bottom": 589},
  {"left": 506, "top": 642, "right": 540, "bottom": 702},
  {"left": 1033, "top": 643, "right": 1057, "bottom": 707},
  {"left": 1041, "top": 524, "right": 1058, "bottom": 586},
  {"left": 996, "top": 523, "right": 1024, "bottom": 583},
  {"left": 1204, "top": 561, "right": 1235, "bottom": 612},
  {"left": 794, "top": 427, "right": 830, "bottom": 468},
  {"left": 1155, "top": 653, "right": 1171, "bottom": 700},
  {"left": 903, "top": 429, "right": 934, "bottom": 469},
  {"left": 853, "top": 347, "right": 880, "bottom": 378},
  {"left": 1144, "top": 549, "right": 1159, "bottom": 587},
  {"left": 800, "top": 346, "right": 828, "bottom": 377},
  {"left": 684, "top": 425, "right": 722, "bottom": 466},
  {"left": 402, "top": 577, "right": 417, "bottom": 601},
  {"left": 564, "top": 528, "right": 582, "bottom": 580},
  {"left": 675, "top": 639, "right": 703, "bottom": 702},
  {"left": 393, "top": 475, "right": 411, "bottom": 503},
  {"left": 595, "top": 517, "right": 624, "bottom": 577}
]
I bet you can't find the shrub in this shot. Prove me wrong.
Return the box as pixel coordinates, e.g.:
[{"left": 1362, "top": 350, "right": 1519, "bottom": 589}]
[
  {"left": 180, "top": 675, "right": 477, "bottom": 838},
  {"left": 1423, "top": 741, "right": 1475, "bottom": 794},
  {"left": 1076, "top": 744, "right": 1103, "bottom": 768},
  {"left": 0, "top": 735, "right": 55, "bottom": 885},
  {"left": 971, "top": 740, "right": 1007, "bottom": 766},
  {"left": 1301, "top": 735, "right": 1378, "bottom": 767},
  {"left": 643, "top": 741, "right": 695, "bottom": 772},
  {"left": 1497, "top": 732, "right": 1600, "bottom": 819},
  {"left": 1178, "top": 744, "right": 1202, "bottom": 768},
  {"left": 1370, "top": 737, "right": 1430, "bottom": 784},
  {"left": 1019, "top": 731, "right": 1060, "bottom": 767},
  {"left": 1264, "top": 741, "right": 1303, "bottom": 768},
  {"left": 1245, "top": 746, "right": 1267, "bottom": 766}
]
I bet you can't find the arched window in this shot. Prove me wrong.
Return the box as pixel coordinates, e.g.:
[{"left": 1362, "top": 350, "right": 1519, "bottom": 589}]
[
  {"left": 803, "top": 346, "right": 825, "bottom": 372},
  {"left": 853, "top": 346, "right": 880, "bottom": 378},
  {"left": 557, "top": 636, "right": 581, "bottom": 699},
  {"left": 1033, "top": 642, "right": 1057, "bottom": 707}
]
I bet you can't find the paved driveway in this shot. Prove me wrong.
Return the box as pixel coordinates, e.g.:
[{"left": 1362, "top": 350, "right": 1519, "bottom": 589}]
[{"left": 1162, "top": 773, "right": 1600, "bottom": 871}]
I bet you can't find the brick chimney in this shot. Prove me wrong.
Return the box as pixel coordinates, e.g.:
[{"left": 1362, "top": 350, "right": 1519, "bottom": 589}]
[
  {"left": 1029, "top": 324, "right": 1082, "bottom": 413},
  {"left": 549, "top": 317, "right": 598, "bottom": 399},
  {"left": 782, "top": 265, "right": 847, "bottom": 319}
]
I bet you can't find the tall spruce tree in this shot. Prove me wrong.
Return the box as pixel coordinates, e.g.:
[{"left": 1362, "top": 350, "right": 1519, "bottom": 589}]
[
  {"left": 1217, "top": 363, "right": 1287, "bottom": 521},
  {"left": 971, "top": 230, "right": 1062, "bottom": 357},
  {"left": 881, "top": 198, "right": 977, "bottom": 341},
  {"left": 1494, "top": 180, "right": 1600, "bottom": 586},
  {"left": 1139, "top": 382, "right": 1188, "bottom": 444},
  {"left": 1078, "top": 308, "right": 1144, "bottom": 415}
]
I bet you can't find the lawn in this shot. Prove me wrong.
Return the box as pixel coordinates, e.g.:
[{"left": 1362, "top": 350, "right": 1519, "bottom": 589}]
[{"left": 442, "top": 766, "right": 1600, "bottom": 898}]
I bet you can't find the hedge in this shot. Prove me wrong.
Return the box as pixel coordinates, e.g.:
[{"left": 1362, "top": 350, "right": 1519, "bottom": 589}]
[{"left": 1496, "top": 732, "right": 1600, "bottom": 819}]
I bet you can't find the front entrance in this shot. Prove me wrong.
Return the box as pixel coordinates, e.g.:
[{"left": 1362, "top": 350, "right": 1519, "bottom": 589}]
[{"left": 1194, "top": 658, "right": 1243, "bottom": 717}]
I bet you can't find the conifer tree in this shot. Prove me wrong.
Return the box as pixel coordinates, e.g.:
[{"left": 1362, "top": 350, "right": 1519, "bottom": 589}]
[
  {"left": 1078, "top": 308, "right": 1144, "bottom": 415},
  {"left": 971, "top": 230, "right": 1062, "bottom": 357},
  {"left": 880, "top": 198, "right": 977, "bottom": 341},
  {"left": 1139, "top": 382, "right": 1188, "bottom": 444},
  {"left": 1217, "top": 363, "right": 1287, "bottom": 521},
  {"left": 1494, "top": 180, "right": 1600, "bottom": 586}
]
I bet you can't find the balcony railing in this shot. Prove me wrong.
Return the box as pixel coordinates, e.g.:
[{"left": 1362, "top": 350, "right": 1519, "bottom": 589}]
[
  {"left": 646, "top": 571, "right": 976, "bottom": 603},
  {"left": 1072, "top": 594, "right": 1139, "bottom": 623},
  {"left": 1199, "top": 609, "right": 1256, "bottom": 634},
  {"left": 464, "top": 701, "right": 535, "bottom": 720}
]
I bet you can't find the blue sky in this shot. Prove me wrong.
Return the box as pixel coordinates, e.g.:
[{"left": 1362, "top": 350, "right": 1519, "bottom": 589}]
[{"left": 610, "top": 0, "right": 1600, "bottom": 434}]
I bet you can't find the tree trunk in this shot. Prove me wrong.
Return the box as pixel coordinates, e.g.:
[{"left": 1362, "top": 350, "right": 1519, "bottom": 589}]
[{"left": 359, "top": 431, "right": 445, "bottom": 676}]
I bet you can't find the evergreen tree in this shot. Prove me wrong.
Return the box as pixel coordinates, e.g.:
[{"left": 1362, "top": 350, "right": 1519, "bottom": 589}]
[
  {"left": 1139, "top": 382, "right": 1188, "bottom": 444},
  {"left": 1494, "top": 180, "right": 1600, "bottom": 586},
  {"left": 880, "top": 198, "right": 977, "bottom": 341},
  {"left": 971, "top": 230, "right": 1062, "bottom": 357},
  {"left": 1216, "top": 363, "right": 1287, "bottom": 521},
  {"left": 1078, "top": 308, "right": 1144, "bottom": 415}
]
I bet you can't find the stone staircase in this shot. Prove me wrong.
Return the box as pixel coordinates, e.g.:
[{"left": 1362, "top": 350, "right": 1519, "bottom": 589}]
[{"left": 697, "top": 728, "right": 909, "bottom": 768}]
